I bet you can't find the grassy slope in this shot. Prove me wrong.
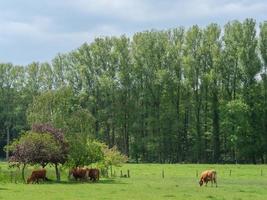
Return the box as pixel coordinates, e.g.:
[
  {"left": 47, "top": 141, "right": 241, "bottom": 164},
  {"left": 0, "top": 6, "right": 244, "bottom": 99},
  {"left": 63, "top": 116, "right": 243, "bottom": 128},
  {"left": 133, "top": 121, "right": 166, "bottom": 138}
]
[{"left": 1, "top": 163, "right": 267, "bottom": 200}]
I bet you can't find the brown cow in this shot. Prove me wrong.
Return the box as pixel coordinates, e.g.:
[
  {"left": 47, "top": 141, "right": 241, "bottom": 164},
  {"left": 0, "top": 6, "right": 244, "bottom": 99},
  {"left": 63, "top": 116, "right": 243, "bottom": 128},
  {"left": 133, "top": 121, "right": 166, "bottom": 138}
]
[
  {"left": 87, "top": 168, "right": 100, "bottom": 182},
  {"left": 199, "top": 169, "right": 217, "bottom": 187},
  {"left": 69, "top": 167, "right": 88, "bottom": 181},
  {"left": 27, "top": 169, "right": 48, "bottom": 184}
]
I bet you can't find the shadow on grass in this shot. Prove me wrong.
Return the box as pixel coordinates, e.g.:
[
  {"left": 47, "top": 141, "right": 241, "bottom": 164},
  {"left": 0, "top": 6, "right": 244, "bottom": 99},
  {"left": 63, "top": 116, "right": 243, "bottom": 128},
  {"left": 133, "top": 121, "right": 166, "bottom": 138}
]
[
  {"left": 40, "top": 178, "right": 127, "bottom": 185},
  {"left": 0, "top": 188, "right": 8, "bottom": 190}
]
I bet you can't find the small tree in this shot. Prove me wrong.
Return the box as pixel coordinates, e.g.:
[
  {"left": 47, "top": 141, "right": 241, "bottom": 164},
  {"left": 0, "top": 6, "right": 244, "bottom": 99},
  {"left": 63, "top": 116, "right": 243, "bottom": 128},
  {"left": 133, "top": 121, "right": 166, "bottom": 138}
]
[
  {"left": 32, "top": 123, "right": 69, "bottom": 181},
  {"left": 101, "top": 145, "right": 128, "bottom": 177},
  {"left": 221, "top": 100, "right": 250, "bottom": 163},
  {"left": 7, "top": 132, "right": 60, "bottom": 182},
  {"left": 66, "top": 133, "right": 104, "bottom": 168}
]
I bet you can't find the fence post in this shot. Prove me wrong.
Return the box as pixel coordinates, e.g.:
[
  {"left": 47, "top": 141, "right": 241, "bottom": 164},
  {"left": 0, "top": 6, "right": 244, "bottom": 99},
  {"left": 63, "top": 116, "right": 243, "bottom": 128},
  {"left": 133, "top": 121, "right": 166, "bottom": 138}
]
[
  {"left": 120, "top": 170, "right": 123, "bottom": 177},
  {"left": 162, "top": 169, "right": 164, "bottom": 179},
  {"left": 230, "top": 170, "right": 231, "bottom": 176},
  {"left": 127, "top": 169, "right": 130, "bottom": 178}
]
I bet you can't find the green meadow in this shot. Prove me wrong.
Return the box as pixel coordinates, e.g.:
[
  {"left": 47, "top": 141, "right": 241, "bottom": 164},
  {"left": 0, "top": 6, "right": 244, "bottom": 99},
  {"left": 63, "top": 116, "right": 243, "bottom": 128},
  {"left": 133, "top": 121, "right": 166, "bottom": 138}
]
[{"left": 1, "top": 163, "right": 267, "bottom": 200}]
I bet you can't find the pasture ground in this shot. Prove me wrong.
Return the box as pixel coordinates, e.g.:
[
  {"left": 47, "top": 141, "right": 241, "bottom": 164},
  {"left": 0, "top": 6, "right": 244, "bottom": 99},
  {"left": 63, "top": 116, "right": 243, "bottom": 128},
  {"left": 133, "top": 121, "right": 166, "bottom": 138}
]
[{"left": 1, "top": 162, "right": 267, "bottom": 200}]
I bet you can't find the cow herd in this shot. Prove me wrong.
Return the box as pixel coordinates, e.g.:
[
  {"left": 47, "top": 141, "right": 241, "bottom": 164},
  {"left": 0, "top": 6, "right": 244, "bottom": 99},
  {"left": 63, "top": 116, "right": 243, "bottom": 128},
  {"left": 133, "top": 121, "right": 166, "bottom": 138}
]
[
  {"left": 26, "top": 168, "right": 217, "bottom": 187},
  {"left": 27, "top": 167, "right": 100, "bottom": 184},
  {"left": 69, "top": 167, "right": 100, "bottom": 182}
]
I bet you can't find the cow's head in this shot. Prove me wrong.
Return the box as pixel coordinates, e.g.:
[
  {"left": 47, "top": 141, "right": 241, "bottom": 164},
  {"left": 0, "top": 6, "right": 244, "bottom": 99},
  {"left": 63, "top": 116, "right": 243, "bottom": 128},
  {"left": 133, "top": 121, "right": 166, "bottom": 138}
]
[{"left": 199, "top": 179, "right": 203, "bottom": 186}]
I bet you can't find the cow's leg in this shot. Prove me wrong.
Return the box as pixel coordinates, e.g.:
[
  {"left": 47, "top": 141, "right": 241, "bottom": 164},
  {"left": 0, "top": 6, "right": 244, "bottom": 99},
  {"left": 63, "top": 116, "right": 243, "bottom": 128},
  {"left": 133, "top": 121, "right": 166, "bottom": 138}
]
[{"left": 214, "top": 178, "right": 217, "bottom": 187}]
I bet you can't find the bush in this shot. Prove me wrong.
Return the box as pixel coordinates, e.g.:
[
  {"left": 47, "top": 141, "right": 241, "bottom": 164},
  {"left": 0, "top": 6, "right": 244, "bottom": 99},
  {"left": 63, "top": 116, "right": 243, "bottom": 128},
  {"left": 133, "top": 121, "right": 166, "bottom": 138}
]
[
  {"left": 99, "top": 144, "right": 128, "bottom": 177},
  {"left": 66, "top": 134, "right": 104, "bottom": 168}
]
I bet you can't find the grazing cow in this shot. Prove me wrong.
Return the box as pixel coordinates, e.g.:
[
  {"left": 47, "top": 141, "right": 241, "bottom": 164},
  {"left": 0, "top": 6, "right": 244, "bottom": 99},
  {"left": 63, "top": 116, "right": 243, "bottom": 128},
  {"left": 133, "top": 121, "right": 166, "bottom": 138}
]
[
  {"left": 199, "top": 169, "right": 217, "bottom": 187},
  {"left": 87, "top": 168, "right": 100, "bottom": 182},
  {"left": 69, "top": 167, "right": 88, "bottom": 181},
  {"left": 27, "top": 169, "right": 48, "bottom": 184}
]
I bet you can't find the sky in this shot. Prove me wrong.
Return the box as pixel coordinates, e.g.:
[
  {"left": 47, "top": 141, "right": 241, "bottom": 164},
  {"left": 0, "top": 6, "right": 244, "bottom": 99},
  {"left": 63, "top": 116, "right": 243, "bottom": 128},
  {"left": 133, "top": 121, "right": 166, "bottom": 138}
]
[{"left": 0, "top": 0, "right": 267, "bottom": 65}]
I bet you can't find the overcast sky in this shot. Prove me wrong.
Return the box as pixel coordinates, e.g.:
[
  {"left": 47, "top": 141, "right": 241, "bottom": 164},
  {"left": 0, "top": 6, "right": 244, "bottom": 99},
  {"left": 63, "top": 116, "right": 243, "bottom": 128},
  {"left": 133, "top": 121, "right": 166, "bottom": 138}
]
[{"left": 0, "top": 0, "right": 266, "bottom": 65}]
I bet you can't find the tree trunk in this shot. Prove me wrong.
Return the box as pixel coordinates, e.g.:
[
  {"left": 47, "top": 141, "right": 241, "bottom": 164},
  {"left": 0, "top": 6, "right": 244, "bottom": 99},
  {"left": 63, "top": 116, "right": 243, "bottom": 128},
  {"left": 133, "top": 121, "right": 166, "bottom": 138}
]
[
  {"left": 95, "top": 87, "right": 100, "bottom": 139},
  {"left": 212, "top": 86, "right": 220, "bottom": 163},
  {"left": 204, "top": 84, "right": 208, "bottom": 163},
  {"left": 106, "top": 123, "right": 111, "bottom": 148},
  {"left": 6, "top": 127, "right": 10, "bottom": 160},
  {"left": 261, "top": 154, "right": 265, "bottom": 164},
  {"left": 195, "top": 68, "right": 202, "bottom": 163},
  {"left": 176, "top": 83, "right": 181, "bottom": 162},
  {"left": 22, "top": 163, "right": 26, "bottom": 183},
  {"left": 111, "top": 126, "right": 115, "bottom": 147},
  {"left": 110, "top": 165, "right": 113, "bottom": 177},
  {"left": 124, "top": 110, "right": 129, "bottom": 156},
  {"left": 55, "top": 163, "right": 60, "bottom": 182},
  {"left": 182, "top": 105, "right": 189, "bottom": 162},
  {"left": 263, "top": 75, "right": 267, "bottom": 161}
]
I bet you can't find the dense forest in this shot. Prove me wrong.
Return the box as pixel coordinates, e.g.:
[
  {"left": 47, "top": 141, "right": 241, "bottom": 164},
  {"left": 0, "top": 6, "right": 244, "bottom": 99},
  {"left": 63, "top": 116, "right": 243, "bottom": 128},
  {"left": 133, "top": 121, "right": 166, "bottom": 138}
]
[{"left": 1, "top": 19, "right": 267, "bottom": 164}]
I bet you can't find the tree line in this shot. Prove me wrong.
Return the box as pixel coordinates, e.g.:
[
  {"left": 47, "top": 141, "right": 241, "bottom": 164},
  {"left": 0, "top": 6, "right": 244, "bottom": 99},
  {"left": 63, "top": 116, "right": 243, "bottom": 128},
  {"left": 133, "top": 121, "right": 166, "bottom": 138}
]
[{"left": 1, "top": 18, "right": 267, "bottom": 164}]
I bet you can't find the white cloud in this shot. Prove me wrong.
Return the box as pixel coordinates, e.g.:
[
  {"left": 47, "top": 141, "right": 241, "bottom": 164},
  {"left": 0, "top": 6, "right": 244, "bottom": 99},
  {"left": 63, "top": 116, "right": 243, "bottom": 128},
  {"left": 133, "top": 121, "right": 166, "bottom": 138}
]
[
  {"left": 1, "top": 0, "right": 267, "bottom": 64},
  {"left": 194, "top": 0, "right": 267, "bottom": 17},
  {"left": 0, "top": 15, "right": 122, "bottom": 44},
  {"left": 0, "top": 13, "right": 124, "bottom": 64},
  {"left": 63, "top": 0, "right": 267, "bottom": 24},
  {"left": 64, "top": 0, "right": 166, "bottom": 22}
]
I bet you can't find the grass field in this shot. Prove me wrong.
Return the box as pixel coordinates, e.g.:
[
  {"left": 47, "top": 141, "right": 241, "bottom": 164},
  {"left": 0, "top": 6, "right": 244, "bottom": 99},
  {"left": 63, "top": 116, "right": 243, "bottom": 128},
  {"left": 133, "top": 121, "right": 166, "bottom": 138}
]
[{"left": 1, "top": 163, "right": 267, "bottom": 200}]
